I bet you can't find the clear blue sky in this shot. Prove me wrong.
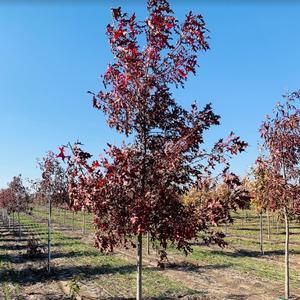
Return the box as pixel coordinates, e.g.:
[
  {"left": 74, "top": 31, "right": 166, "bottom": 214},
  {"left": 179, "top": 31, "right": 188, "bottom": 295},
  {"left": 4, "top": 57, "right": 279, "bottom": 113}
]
[{"left": 1, "top": 1, "right": 300, "bottom": 188}]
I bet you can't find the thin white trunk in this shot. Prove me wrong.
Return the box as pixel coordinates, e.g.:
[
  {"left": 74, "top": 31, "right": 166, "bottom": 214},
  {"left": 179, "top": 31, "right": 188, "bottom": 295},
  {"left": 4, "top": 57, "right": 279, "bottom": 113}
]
[
  {"left": 47, "top": 195, "right": 52, "bottom": 274},
  {"left": 63, "top": 210, "right": 66, "bottom": 225},
  {"left": 260, "top": 212, "right": 264, "bottom": 255},
  {"left": 72, "top": 211, "right": 75, "bottom": 231},
  {"left": 267, "top": 210, "right": 271, "bottom": 239},
  {"left": 146, "top": 232, "right": 150, "bottom": 255},
  {"left": 284, "top": 207, "right": 289, "bottom": 300},
  {"left": 136, "top": 233, "right": 142, "bottom": 300},
  {"left": 18, "top": 212, "right": 21, "bottom": 240},
  {"left": 82, "top": 210, "right": 86, "bottom": 234}
]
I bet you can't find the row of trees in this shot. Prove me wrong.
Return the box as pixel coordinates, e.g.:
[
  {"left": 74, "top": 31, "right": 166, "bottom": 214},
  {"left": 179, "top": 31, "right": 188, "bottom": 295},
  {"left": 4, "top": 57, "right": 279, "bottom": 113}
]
[
  {"left": 252, "top": 91, "right": 300, "bottom": 300},
  {"left": 0, "top": 175, "right": 29, "bottom": 239},
  {"left": 0, "top": 1, "right": 298, "bottom": 299}
]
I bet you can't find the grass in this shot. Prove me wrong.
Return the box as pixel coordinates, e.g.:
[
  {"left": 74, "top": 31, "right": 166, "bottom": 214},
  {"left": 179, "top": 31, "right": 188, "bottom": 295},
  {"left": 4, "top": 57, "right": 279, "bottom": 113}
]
[
  {"left": 15, "top": 213, "right": 201, "bottom": 299},
  {"left": 170, "top": 246, "right": 299, "bottom": 285},
  {"left": 165, "top": 210, "right": 300, "bottom": 288},
  {"left": 6, "top": 207, "right": 300, "bottom": 297}
]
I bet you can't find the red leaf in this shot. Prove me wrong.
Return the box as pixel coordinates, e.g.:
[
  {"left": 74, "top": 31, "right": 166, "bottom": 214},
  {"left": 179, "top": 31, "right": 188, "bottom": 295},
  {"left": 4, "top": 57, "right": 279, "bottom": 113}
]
[
  {"left": 57, "top": 147, "right": 65, "bottom": 161},
  {"left": 178, "top": 69, "right": 187, "bottom": 78},
  {"left": 166, "top": 22, "right": 174, "bottom": 30}
]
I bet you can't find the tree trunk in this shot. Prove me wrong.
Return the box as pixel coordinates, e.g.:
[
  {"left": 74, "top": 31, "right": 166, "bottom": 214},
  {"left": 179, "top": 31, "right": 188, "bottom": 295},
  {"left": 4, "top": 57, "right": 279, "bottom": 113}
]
[
  {"left": 72, "top": 211, "right": 75, "bottom": 231},
  {"left": 18, "top": 212, "right": 21, "bottom": 240},
  {"left": 267, "top": 210, "right": 271, "bottom": 239},
  {"left": 146, "top": 232, "right": 150, "bottom": 255},
  {"left": 47, "top": 195, "right": 52, "bottom": 274},
  {"left": 284, "top": 207, "right": 290, "bottom": 300},
  {"left": 63, "top": 210, "right": 66, "bottom": 225},
  {"left": 12, "top": 212, "right": 15, "bottom": 231},
  {"left": 82, "top": 210, "right": 86, "bottom": 234},
  {"left": 136, "top": 233, "right": 142, "bottom": 300},
  {"left": 259, "top": 212, "right": 264, "bottom": 255}
]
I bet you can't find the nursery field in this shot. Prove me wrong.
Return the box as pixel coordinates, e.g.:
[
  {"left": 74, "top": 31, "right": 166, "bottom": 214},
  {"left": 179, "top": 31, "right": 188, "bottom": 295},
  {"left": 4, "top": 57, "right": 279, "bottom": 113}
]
[{"left": 1, "top": 208, "right": 300, "bottom": 299}]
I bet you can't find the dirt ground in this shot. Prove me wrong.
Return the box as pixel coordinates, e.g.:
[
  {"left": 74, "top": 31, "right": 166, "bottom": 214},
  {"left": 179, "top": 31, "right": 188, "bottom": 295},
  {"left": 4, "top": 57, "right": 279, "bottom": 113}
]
[{"left": 1, "top": 215, "right": 300, "bottom": 300}]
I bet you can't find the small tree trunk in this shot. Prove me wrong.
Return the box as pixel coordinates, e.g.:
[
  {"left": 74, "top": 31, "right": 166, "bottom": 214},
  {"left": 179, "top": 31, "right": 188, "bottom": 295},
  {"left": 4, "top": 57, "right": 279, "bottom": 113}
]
[
  {"left": 63, "top": 210, "right": 66, "bottom": 225},
  {"left": 259, "top": 212, "right": 264, "bottom": 255},
  {"left": 267, "top": 210, "right": 271, "bottom": 239},
  {"left": 284, "top": 207, "right": 290, "bottom": 300},
  {"left": 8, "top": 215, "right": 10, "bottom": 229},
  {"left": 146, "top": 232, "right": 150, "bottom": 255},
  {"left": 12, "top": 212, "right": 15, "bottom": 231},
  {"left": 18, "top": 212, "right": 21, "bottom": 240},
  {"left": 136, "top": 233, "right": 142, "bottom": 300},
  {"left": 47, "top": 195, "right": 52, "bottom": 274},
  {"left": 72, "top": 211, "right": 75, "bottom": 231},
  {"left": 82, "top": 210, "right": 86, "bottom": 234}
]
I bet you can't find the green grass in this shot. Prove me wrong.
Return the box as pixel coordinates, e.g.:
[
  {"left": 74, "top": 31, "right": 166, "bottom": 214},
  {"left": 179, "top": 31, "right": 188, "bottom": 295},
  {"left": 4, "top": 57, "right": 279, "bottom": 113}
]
[
  {"left": 168, "top": 245, "right": 300, "bottom": 286},
  {"left": 17, "top": 213, "right": 201, "bottom": 299},
  {"left": 32, "top": 206, "right": 94, "bottom": 232},
  {"left": 19, "top": 207, "right": 300, "bottom": 296},
  {"left": 165, "top": 210, "right": 300, "bottom": 288}
]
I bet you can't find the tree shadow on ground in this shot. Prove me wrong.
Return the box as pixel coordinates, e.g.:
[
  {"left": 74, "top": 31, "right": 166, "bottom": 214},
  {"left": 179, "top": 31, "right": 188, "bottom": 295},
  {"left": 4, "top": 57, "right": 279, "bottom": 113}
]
[
  {"left": 0, "top": 263, "right": 137, "bottom": 285},
  {"left": 210, "top": 248, "right": 300, "bottom": 258},
  {"left": 166, "top": 260, "right": 231, "bottom": 273}
]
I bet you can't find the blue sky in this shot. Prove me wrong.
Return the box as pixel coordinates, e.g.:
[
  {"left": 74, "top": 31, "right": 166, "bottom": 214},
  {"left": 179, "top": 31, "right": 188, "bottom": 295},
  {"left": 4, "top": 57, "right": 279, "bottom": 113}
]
[{"left": 0, "top": 1, "right": 299, "bottom": 187}]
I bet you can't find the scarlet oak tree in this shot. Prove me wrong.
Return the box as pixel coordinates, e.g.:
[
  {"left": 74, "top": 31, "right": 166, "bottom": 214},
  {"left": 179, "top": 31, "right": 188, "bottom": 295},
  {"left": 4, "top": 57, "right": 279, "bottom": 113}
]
[
  {"left": 259, "top": 91, "right": 300, "bottom": 299},
  {"left": 60, "top": 1, "right": 247, "bottom": 299},
  {"left": 36, "top": 151, "right": 69, "bottom": 273},
  {"left": 36, "top": 151, "right": 69, "bottom": 209},
  {"left": 251, "top": 159, "right": 271, "bottom": 255},
  {"left": 0, "top": 175, "right": 29, "bottom": 237}
]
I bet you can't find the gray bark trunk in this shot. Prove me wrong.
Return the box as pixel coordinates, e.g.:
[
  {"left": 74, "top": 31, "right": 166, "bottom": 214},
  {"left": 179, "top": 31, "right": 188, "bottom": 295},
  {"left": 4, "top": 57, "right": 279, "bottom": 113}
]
[
  {"left": 47, "top": 195, "right": 52, "bottom": 274},
  {"left": 146, "top": 232, "right": 150, "bottom": 255},
  {"left": 82, "top": 210, "right": 86, "bottom": 234},
  {"left": 284, "top": 208, "right": 289, "bottom": 300},
  {"left": 136, "top": 233, "right": 142, "bottom": 300},
  {"left": 259, "top": 212, "right": 264, "bottom": 255},
  {"left": 18, "top": 212, "right": 21, "bottom": 240},
  {"left": 267, "top": 210, "right": 271, "bottom": 239},
  {"left": 72, "top": 211, "right": 75, "bottom": 231}
]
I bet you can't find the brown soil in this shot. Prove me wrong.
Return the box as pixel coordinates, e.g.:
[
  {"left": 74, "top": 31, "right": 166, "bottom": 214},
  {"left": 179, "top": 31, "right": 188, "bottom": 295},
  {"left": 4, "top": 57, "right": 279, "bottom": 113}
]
[
  {"left": 2, "top": 214, "right": 300, "bottom": 300},
  {"left": 0, "top": 221, "right": 67, "bottom": 300}
]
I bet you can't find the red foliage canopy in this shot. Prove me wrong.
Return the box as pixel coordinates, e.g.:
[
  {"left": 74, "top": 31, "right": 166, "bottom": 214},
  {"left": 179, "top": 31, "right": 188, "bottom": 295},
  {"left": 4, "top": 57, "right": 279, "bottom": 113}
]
[
  {"left": 0, "top": 175, "right": 29, "bottom": 214},
  {"left": 60, "top": 0, "right": 247, "bottom": 256},
  {"left": 259, "top": 91, "right": 300, "bottom": 214},
  {"left": 35, "top": 151, "right": 70, "bottom": 209}
]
